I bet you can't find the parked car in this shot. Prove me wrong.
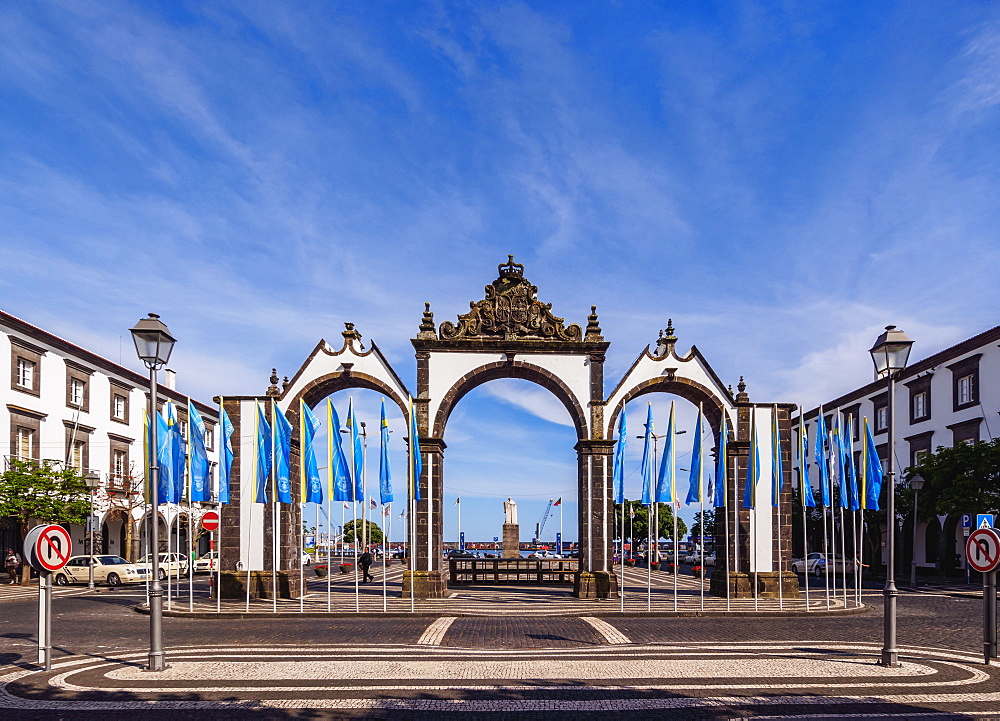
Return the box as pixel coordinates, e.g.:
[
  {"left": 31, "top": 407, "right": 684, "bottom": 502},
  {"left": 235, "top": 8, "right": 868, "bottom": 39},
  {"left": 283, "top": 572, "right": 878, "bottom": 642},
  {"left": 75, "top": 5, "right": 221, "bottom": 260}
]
[
  {"left": 791, "top": 553, "right": 855, "bottom": 576},
  {"left": 54, "top": 555, "right": 149, "bottom": 587},
  {"left": 193, "top": 551, "right": 217, "bottom": 573},
  {"left": 137, "top": 552, "right": 189, "bottom": 580},
  {"left": 446, "top": 550, "right": 477, "bottom": 559},
  {"left": 530, "top": 551, "right": 564, "bottom": 559},
  {"left": 301, "top": 552, "right": 311, "bottom": 566}
]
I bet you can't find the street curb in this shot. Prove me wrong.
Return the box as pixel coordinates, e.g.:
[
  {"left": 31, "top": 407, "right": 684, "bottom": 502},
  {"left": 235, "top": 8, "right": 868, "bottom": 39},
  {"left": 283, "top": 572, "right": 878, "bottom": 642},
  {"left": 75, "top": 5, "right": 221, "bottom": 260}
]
[{"left": 133, "top": 603, "right": 871, "bottom": 620}]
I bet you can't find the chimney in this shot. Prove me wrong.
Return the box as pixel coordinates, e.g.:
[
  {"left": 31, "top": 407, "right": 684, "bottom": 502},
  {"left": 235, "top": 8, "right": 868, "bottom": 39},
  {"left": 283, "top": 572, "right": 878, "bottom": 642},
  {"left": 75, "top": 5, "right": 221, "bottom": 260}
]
[{"left": 164, "top": 369, "right": 176, "bottom": 390}]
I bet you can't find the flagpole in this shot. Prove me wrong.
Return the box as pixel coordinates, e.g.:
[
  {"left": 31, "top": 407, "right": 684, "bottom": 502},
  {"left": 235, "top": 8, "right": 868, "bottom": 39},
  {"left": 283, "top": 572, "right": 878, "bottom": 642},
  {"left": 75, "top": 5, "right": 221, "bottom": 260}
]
[
  {"left": 732, "top": 454, "right": 739, "bottom": 607},
  {"left": 828, "top": 423, "right": 837, "bottom": 606},
  {"left": 383, "top": 504, "right": 388, "bottom": 614},
  {"left": 299, "top": 502, "right": 304, "bottom": 614},
  {"left": 798, "top": 407, "right": 810, "bottom": 612},
  {"left": 215, "top": 502, "right": 222, "bottom": 613},
  {"left": 271, "top": 400, "right": 278, "bottom": 614},
  {"left": 167, "top": 509, "right": 173, "bottom": 610},
  {"left": 247, "top": 404, "right": 255, "bottom": 613},
  {"left": 774, "top": 405, "right": 784, "bottom": 612},
  {"left": 724, "top": 459, "right": 731, "bottom": 612},
  {"left": 751, "top": 407, "right": 758, "bottom": 613},
  {"left": 646, "top": 502, "right": 652, "bottom": 613},
  {"left": 620, "top": 499, "right": 625, "bottom": 612}
]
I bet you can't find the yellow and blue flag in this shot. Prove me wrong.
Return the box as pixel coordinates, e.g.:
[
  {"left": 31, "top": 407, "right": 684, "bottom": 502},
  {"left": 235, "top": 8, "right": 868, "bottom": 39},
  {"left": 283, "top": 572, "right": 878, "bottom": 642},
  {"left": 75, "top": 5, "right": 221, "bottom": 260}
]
[
  {"left": 327, "top": 399, "right": 352, "bottom": 502},
  {"left": 219, "top": 404, "right": 233, "bottom": 504},
  {"left": 656, "top": 402, "right": 676, "bottom": 504},
  {"left": 843, "top": 414, "right": 860, "bottom": 511},
  {"left": 639, "top": 404, "right": 654, "bottom": 505},
  {"left": 612, "top": 408, "right": 626, "bottom": 505},
  {"left": 188, "top": 401, "right": 210, "bottom": 503},
  {"left": 814, "top": 407, "right": 831, "bottom": 506},
  {"left": 799, "top": 423, "right": 816, "bottom": 508},
  {"left": 686, "top": 404, "right": 703, "bottom": 505},
  {"left": 378, "top": 399, "right": 393, "bottom": 505},
  {"left": 712, "top": 411, "right": 728, "bottom": 508},
  {"left": 254, "top": 402, "right": 272, "bottom": 503},
  {"left": 300, "top": 400, "right": 323, "bottom": 504},
  {"left": 742, "top": 409, "right": 760, "bottom": 509},
  {"left": 347, "top": 398, "right": 364, "bottom": 502},
  {"left": 409, "top": 396, "right": 422, "bottom": 502},
  {"left": 166, "top": 402, "right": 185, "bottom": 504}
]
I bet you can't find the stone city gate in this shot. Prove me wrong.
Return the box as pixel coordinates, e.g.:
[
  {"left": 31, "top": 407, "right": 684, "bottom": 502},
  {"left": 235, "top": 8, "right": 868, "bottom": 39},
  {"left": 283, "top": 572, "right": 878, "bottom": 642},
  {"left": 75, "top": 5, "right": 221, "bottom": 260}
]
[{"left": 217, "top": 257, "right": 798, "bottom": 601}]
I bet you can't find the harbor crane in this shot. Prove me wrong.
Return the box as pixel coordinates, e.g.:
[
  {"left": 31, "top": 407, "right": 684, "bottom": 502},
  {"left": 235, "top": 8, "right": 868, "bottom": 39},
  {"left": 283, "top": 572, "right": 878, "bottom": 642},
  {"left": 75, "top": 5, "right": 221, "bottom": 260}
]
[{"left": 533, "top": 499, "right": 555, "bottom": 544}]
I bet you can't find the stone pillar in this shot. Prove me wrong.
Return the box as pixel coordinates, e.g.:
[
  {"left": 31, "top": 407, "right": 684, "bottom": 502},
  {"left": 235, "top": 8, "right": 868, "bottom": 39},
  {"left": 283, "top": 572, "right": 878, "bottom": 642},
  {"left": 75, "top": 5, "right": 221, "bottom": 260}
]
[
  {"left": 502, "top": 523, "right": 520, "bottom": 558},
  {"left": 574, "top": 439, "right": 618, "bottom": 599},
  {"left": 402, "top": 436, "right": 448, "bottom": 598}
]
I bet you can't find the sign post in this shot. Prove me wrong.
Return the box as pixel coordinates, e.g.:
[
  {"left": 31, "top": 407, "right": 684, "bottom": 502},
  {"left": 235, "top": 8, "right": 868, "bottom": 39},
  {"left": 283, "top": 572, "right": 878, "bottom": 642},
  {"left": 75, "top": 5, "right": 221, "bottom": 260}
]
[
  {"left": 23, "top": 524, "right": 73, "bottom": 671},
  {"left": 966, "top": 528, "right": 1000, "bottom": 664}
]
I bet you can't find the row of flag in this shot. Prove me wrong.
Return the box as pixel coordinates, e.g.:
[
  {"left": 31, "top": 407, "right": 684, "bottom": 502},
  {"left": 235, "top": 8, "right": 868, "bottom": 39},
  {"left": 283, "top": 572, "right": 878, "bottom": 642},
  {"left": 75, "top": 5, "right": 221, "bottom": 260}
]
[
  {"left": 144, "top": 400, "right": 235, "bottom": 505},
  {"left": 611, "top": 403, "right": 885, "bottom": 512}
]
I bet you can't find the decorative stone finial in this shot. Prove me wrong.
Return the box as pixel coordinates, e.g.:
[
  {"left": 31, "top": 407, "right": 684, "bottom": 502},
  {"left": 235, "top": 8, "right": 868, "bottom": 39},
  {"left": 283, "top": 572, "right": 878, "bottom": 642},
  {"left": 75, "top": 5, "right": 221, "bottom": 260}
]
[
  {"left": 665, "top": 318, "right": 675, "bottom": 339},
  {"left": 735, "top": 376, "right": 749, "bottom": 403},
  {"left": 418, "top": 302, "right": 437, "bottom": 339},
  {"left": 727, "top": 384, "right": 734, "bottom": 398},
  {"left": 282, "top": 376, "right": 290, "bottom": 392},
  {"left": 584, "top": 305, "right": 604, "bottom": 342},
  {"left": 655, "top": 319, "right": 677, "bottom": 357},
  {"left": 342, "top": 322, "right": 363, "bottom": 348},
  {"left": 266, "top": 368, "right": 281, "bottom": 397}
]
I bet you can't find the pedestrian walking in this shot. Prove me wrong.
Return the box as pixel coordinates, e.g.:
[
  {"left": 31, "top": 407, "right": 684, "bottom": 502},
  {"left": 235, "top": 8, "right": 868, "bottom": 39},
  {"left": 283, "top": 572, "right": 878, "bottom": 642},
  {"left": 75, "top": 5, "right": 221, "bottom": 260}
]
[
  {"left": 359, "top": 548, "right": 374, "bottom": 583},
  {"left": 5, "top": 548, "right": 22, "bottom": 585}
]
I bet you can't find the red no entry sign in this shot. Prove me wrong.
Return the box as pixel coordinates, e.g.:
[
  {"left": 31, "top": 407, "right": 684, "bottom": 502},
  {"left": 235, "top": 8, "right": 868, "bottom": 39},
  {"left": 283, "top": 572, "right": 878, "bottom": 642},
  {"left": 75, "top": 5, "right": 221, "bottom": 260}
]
[
  {"left": 33, "top": 524, "right": 72, "bottom": 572},
  {"left": 967, "top": 528, "right": 1000, "bottom": 573},
  {"left": 201, "top": 511, "right": 220, "bottom": 532}
]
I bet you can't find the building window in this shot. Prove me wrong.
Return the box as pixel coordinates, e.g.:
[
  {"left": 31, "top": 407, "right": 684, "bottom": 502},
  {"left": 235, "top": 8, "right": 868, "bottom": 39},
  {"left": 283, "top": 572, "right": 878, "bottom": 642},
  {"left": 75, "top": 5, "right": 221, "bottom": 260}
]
[
  {"left": 875, "top": 406, "right": 888, "bottom": 433},
  {"left": 957, "top": 375, "right": 974, "bottom": 405},
  {"left": 15, "top": 427, "right": 34, "bottom": 460},
  {"left": 948, "top": 354, "right": 981, "bottom": 412},
  {"left": 948, "top": 418, "right": 982, "bottom": 446},
  {"left": 16, "top": 358, "right": 34, "bottom": 389},
  {"left": 912, "top": 391, "right": 928, "bottom": 420},
  {"left": 204, "top": 426, "right": 215, "bottom": 451},
  {"left": 69, "top": 377, "right": 85, "bottom": 406},
  {"left": 113, "top": 393, "right": 127, "bottom": 421},
  {"left": 112, "top": 449, "right": 127, "bottom": 478},
  {"left": 69, "top": 440, "right": 85, "bottom": 473},
  {"left": 179, "top": 420, "right": 188, "bottom": 438},
  {"left": 906, "top": 431, "right": 933, "bottom": 469},
  {"left": 906, "top": 374, "right": 932, "bottom": 425}
]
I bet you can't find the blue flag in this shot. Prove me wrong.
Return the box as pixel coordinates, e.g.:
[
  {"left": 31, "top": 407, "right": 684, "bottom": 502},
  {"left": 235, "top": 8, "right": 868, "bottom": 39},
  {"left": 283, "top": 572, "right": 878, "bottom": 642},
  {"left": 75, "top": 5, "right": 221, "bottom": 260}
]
[
  {"left": 799, "top": 424, "right": 816, "bottom": 508},
  {"left": 167, "top": 402, "right": 185, "bottom": 504},
  {"left": 188, "top": 401, "right": 210, "bottom": 503},
  {"left": 843, "top": 415, "right": 860, "bottom": 511},
  {"left": 814, "top": 407, "right": 831, "bottom": 506},
  {"left": 713, "top": 411, "right": 728, "bottom": 508},
  {"left": 771, "top": 405, "right": 782, "bottom": 508},
  {"left": 862, "top": 417, "right": 883, "bottom": 510},
  {"left": 656, "top": 402, "right": 676, "bottom": 504},
  {"left": 300, "top": 400, "right": 323, "bottom": 504},
  {"left": 409, "top": 396, "right": 422, "bottom": 502},
  {"left": 219, "top": 405, "right": 233, "bottom": 504},
  {"left": 155, "top": 409, "right": 172, "bottom": 505},
  {"left": 640, "top": 404, "right": 654, "bottom": 505},
  {"left": 742, "top": 409, "right": 760, "bottom": 509},
  {"left": 612, "top": 408, "right": 626, "bottom": 505},
  {"left": 273, "top": 403, "right": 293, "bottom": 504},
  {"left": 347, "top": 398, "right": 364, "bottom": 502},
  {"left": 255, "top": 402, "right": 272, "bottom": 503},
  {"left": 379, "top": 399, "right": 393, "bottom": 505},
  {"left": 327, "top": 399, "right": 352, "bottom": 502},
  {"left": 686, "top": 404, "right": 704, "bottom": 505},
  {"left": 833, "top": 416, "right": 849, "bottom": 509}
]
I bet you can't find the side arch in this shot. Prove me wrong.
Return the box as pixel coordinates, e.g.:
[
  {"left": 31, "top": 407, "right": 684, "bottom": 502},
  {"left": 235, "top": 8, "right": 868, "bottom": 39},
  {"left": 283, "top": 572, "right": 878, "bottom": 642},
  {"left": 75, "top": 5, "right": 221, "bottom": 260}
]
[
  {"left": 606, "top": 376, "right": 732, "bottom": 446},
  {"left": 432, "top": 360, "right": 589, "bottom": 440}
]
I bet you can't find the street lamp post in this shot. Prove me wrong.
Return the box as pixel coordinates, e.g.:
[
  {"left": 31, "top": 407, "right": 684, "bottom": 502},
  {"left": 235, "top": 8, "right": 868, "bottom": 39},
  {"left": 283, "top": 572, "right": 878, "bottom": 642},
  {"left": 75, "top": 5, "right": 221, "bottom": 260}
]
[
  {"left": 869, "top": 324, "right": 914, "bottom": 668},
  {"left": 909, "top": 474, "right": 925, "bottom": 588},
  {"left": 130, "top": 313, "right": 176, "bottom": 673},
  {"left": 83, "top": 471, "right": 100, "bottom": 590}
]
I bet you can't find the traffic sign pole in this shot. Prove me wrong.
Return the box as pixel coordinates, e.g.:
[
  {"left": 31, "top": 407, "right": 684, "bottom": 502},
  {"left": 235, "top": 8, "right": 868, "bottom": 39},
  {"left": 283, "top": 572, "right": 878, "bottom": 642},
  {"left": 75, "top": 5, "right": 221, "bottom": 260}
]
[
  {"left": 986, "top": 570, "right": 998, "bottom": 665},
  {"left": 966, "top": 528, "right": 1000, "bottom": 664}
]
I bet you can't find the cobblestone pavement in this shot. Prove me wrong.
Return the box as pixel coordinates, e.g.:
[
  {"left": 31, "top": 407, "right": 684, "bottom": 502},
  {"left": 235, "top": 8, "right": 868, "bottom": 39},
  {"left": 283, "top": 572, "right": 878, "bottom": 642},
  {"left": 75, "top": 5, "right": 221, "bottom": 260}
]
[{"left": 0, "top": 573, "right": 996, "bottom": 718}]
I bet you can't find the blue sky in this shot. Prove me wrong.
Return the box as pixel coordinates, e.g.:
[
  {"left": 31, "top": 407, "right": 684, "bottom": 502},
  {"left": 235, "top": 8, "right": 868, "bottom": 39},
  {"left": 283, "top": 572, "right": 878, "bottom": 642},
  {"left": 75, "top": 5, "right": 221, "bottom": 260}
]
[{"left": 2, "top": 2, "right": 998, "bottom": 543}]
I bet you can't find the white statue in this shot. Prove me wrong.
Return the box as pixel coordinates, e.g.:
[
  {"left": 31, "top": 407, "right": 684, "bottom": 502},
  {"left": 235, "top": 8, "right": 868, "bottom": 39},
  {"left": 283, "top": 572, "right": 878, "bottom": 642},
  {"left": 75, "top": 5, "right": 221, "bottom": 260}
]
[{"left": 504, "top": 497, "right": 518, "bottom": 525}]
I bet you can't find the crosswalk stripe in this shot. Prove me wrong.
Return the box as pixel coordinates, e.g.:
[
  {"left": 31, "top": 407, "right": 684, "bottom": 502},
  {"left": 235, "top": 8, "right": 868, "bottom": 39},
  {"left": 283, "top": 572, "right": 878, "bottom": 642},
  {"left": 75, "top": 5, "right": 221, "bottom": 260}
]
[
  {"left": 581, "top": 616, "right": 631, "bottom": 644},
  {"left": 416, "top": 616, "right": 456, "bottom": 645}
]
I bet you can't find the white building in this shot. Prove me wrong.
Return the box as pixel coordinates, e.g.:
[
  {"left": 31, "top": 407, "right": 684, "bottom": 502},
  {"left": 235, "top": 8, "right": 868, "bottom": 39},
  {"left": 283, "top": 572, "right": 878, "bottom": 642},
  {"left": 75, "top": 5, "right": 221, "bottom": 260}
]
[
  {"left": 0, "top": 310, "right": 220, "bottom": 561},
  {"left": 796, "top": 324, "right": 1000, "bottom": 575}
]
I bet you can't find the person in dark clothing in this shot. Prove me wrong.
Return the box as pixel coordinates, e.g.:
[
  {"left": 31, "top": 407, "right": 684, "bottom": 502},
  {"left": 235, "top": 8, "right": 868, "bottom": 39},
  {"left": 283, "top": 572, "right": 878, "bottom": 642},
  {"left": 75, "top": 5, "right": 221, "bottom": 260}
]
[
  {"left": 5, "top": 548, "right": 21, "bottom": 585},
  {"left": 359, "top": 548, "right": 374, "bottom": 583}
]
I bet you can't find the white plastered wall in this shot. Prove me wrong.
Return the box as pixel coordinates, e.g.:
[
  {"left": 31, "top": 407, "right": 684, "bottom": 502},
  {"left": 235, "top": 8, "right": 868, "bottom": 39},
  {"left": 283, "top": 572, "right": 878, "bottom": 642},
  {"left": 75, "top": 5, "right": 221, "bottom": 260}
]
[{"left": 239, "top": 399, "right": 265, "bottom": 570}]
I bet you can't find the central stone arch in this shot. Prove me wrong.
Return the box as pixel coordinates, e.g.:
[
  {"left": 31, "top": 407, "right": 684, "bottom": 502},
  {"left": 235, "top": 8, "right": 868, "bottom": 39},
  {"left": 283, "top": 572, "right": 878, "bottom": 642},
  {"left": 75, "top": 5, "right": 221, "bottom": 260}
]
[{"left": 409, "top": 256, "right": 615, "bottom": 598}]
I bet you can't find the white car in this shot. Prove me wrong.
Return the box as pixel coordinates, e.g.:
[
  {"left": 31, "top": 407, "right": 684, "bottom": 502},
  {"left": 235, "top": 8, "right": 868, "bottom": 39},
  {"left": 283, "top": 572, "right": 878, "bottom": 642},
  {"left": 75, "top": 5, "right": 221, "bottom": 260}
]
[
  {"left": 54, "top": 555, "right": 149, "bottom": 587},
  {"left": 193, "top": 551, "right": 217, "bottom": 573},
  {"left": 791, "top": 553, "right": 855, "bottom": 576},
  {"left": 301, "top": 552, "right": 312, "bottom": 566},
  {"left": 531, "top": 551, "right": 564, "bottom": 559},
  {"left": 137, "top": 552, "right": 189, "bottom": 580}
]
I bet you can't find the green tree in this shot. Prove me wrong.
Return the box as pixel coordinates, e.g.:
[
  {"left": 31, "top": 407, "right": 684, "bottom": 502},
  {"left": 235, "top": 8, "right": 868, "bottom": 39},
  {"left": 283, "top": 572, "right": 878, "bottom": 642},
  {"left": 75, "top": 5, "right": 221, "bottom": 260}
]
[
  {"left": 912, "top": 438, "right": 1000, "bottom": 517},
  {"left": 690, "top": 510, "right": 715, "bottom": 539},
  {"left": 342, "top": 518, "right": 384, "bottom": 545},
  {"left": 0, "top": 459, "right": 90, "bottom": 581}
]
